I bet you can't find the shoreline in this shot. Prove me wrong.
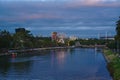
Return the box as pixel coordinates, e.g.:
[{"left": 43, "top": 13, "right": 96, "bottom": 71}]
[
  {"left": 0, "top": 46, "right": 75, "bottom": 56},
  {"left": 0, "top": 45, "right": 105, "bottom": 56},
  {"left": 103, "top": 49, "right": 120, "bottom": 80}
]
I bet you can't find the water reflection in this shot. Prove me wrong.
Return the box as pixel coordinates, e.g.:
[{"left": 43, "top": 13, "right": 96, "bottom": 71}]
[
  {"left": 50, "top": 49, "right": 68, "bottom": 68},
  {"left": 11, "top": 61, "right": 32, "bottom": 74},
  {"left": 0, "top": 56, "right": 11, "bottom": 76},
  {"left": 56, "top": 49, "right": 67, "bottom": 68},
  {"left": 0, "top": 56, "right": 33, "bottom": 78},
  {"left": 0, "top": 48, "right": 112, "bottom": 80}
]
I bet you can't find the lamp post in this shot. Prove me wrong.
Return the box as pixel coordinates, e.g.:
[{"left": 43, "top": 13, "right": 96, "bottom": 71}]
[{"left": 117, "top": 40, "right": 119, "bottom": 54}]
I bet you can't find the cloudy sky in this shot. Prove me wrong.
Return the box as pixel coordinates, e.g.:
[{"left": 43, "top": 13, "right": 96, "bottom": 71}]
[{"left": 0, "top": 0, "right": 120, "bottom": 38}]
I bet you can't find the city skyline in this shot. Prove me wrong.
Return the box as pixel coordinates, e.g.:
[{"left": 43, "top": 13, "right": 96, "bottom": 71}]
[{"left": 0, "top": 0, "right": 120, "bottom": 38}]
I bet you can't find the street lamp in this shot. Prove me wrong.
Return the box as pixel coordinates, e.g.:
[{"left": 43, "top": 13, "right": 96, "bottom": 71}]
[{"left": 117, "top": 40, "right": 119, "bottom": 54}]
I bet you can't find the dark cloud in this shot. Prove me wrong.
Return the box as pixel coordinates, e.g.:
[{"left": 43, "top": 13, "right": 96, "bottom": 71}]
[{"left": 0, "top": 1, "right": 120, "bottom": 38}]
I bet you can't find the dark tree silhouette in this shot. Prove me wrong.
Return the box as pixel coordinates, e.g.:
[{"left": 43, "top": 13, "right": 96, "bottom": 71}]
[
  {"left": 115, "top": 17, "right": 120, "bottom": 40},
  {"left": 115, "top": 17, "right": 120, "bottom": 53}
]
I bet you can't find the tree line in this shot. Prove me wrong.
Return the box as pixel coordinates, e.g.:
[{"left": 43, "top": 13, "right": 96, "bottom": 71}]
[
  {"left": 0, "top": 17, "right": 120, "bottom": 52},
  {"left": 0, "top": 28, "right": 60, "bottom": 53}
]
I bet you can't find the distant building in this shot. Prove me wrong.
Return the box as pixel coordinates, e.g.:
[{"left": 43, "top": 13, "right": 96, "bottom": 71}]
[
  {"left": 57, "top": 33, "right": 65, "bottom": 44},
  {"left": 58, "top": 38, "right": 65, "bottom": 44},
  {"left": 69, "top": 36, "right": 78, "bottom": 41},
  {"left": 100, "top": 36, "right": 114, "bottom": 40},
  {"left": 51, "top": 32, "right": 66, "bottom": 44},
  {"left": 51, "top": 32, "right": 58, "bottom": 41}
]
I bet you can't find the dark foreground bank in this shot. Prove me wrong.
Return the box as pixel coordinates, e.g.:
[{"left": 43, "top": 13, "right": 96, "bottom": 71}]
[{"left": 103, "top": 49, "right": 120, "bottom": 80}]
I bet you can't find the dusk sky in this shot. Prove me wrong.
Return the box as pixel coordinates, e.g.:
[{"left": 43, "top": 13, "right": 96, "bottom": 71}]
[{"left": 0, "top": 0, "right": 120, "bottom": 38}]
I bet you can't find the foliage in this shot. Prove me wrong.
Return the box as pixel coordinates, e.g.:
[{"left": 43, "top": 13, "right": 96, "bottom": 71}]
[
  {"left": 68, "top": 40, "right": 76, "bottom": 46},
  {"left": 106, "top": 17, "right": 120, "bottom": 50},
  {"left": 104, "top": 50, "right": 120, "bottom": 80},
  {"left": 0, "top": 30, "right": 12, "bottom": 49},
  {"left": 12, "top": 29, "right": 33, "bottom": 49},
  {"left": 106, "top": 40, "right": 117, "bottom": 49},
  {"left": 77, "top": 39, "right": 108, "bottom": 45},
  {"left": 115, "top": 17, "right": 120, "bottom": 41},
  {"left": 0, "top": 28, "right": 62, "bottom": 52}
]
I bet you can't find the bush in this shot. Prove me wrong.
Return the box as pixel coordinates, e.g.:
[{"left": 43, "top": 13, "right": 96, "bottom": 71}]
[{"left": 105, "top": 50, "right": 120, "bottom": 80}]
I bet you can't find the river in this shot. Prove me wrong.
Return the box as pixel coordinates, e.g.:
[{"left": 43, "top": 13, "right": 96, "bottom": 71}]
[{"left": 0, "top": 48, "right": 112, "bottom": 80}]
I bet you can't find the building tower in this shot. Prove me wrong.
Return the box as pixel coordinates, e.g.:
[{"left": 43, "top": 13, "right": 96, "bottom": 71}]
[{"left": 51, "top": 32, "right": 57, "bottom": 41}]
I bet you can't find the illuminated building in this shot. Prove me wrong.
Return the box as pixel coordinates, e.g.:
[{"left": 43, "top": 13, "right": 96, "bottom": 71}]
[
  {"left": 69, "top": 36, "right": 78, "bottom": 41},
  {"left": 51, "top": 32, "right": 58, "bottom": 41},
  {"left": 57, "top": 33, "right": 65, "bottom": 44}
]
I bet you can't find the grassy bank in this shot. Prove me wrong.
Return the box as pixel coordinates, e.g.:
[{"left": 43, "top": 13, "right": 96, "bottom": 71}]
[{"left": 103, "top": 49, "right": 120, "bottom": 80}]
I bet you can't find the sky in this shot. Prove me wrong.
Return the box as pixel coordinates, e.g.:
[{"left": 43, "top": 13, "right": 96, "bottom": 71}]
[{"left": 0, "top": 0, "right": 120, "bottom": 38}]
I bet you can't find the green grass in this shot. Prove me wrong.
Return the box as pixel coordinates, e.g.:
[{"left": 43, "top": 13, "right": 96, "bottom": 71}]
[{"left": 104, "top": 50, "right": 120, "bottom": 80}]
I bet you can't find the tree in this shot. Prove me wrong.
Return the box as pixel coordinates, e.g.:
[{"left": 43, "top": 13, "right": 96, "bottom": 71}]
[
  {"left": 13, "top": 28, "right": 33, "bottom": 49},
  {"left": 0, "top": 30, "right": 12, "bottom": 49},
  {"left": 115, "top": 17, "right": 120, "bottom": 53},
  {"left": 115, "top": 17, "right": 120, "bottom": 40}
]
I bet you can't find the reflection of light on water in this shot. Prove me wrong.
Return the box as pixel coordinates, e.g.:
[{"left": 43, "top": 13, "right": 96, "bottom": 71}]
[
  {"left": 95, "top": 47, "right": 97, "bottom": 55},
  {"left": 56, "top": 50, "right": 66, "bottom": 68},
  {"left": 51, "top": 50, "right": 55, "bottom": 68},
  {"left": 67, "top": 49, "right": 70, "bottom": 54},
  {"left": 0, "top": 48, "right": 112, "bottom": 80},
  {"left": 50, "top": 50, "right": 67, "bottom": 68}
]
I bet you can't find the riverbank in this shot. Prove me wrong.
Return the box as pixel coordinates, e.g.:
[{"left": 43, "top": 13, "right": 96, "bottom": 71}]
[
  {"left": 103, "top": 49, "right": 120, "bottom": 80},
  {"left": 0, "top": 46, "right": 75, "bottom": 56}
]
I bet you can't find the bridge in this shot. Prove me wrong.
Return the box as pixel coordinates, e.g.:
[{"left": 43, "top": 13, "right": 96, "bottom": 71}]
[{"left": 75, "top": 41, "right": 106, "bottom": 48}]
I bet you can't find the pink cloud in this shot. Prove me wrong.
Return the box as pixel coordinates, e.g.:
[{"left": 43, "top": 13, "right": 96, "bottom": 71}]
[
  {"left": 0, "top": 14, "right": 62, "bottom": 22},
  {"left": 21, "top": 14, "right": 59, "bottom": 19},
  {"left": 63, "top": 0, "right": 120, "bottom": 7},
  {"left": 0, "top": 0, "right": 119, "bottom": 22}
]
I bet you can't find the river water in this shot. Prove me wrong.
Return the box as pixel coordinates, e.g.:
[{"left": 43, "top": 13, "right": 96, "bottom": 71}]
[{"left": 0, "top": 48, "right": 112, "bottom": 80}]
